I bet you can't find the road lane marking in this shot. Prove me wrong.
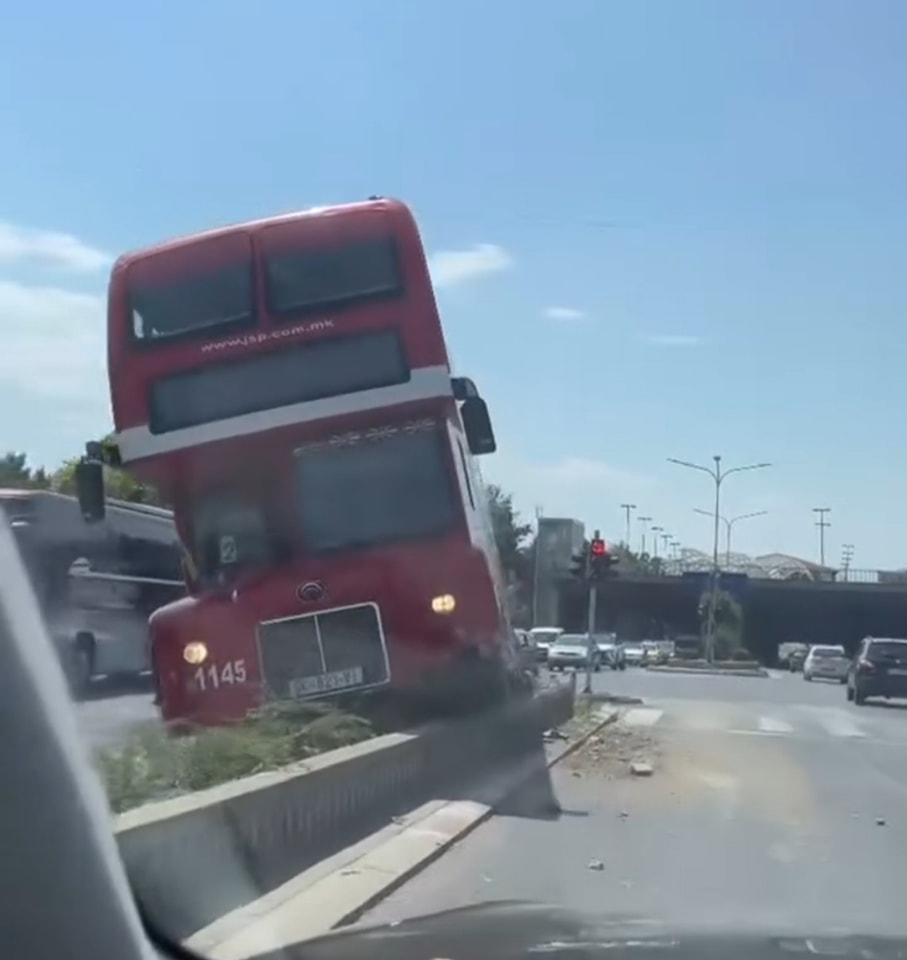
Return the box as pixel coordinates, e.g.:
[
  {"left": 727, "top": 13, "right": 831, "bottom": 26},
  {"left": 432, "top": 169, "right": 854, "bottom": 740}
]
[
  {"left": 622, "top": 707, "right": 663, "bottom": 727},
  {"left": 678, "top": 703, "right": 732, "bottom": 731},
  {"left": 758, "top": 715, "right": 794, "bottom": 734},
  {"left": 803, "top": 707, "right": 866, "bottom": 738}
]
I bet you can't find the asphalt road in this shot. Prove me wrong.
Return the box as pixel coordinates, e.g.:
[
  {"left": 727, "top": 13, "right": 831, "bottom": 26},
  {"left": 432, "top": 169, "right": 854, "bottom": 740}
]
[
  {"left": 74, "top": 682, "right": 158, "bottom": 751},
  {"left": 357, "top": 667, "right": 907, "bottom": 936}
]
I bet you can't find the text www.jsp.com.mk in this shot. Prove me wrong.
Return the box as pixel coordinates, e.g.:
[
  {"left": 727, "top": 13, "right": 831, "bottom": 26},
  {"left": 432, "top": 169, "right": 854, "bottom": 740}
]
[{"left": 200, "top": 319, "right": 335, "bottom": 353}]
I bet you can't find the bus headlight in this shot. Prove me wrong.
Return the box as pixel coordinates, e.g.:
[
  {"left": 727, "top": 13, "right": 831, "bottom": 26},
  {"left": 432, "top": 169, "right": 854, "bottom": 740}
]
[
  {"left": 431, "top": 594, "right": 456, "bottom": 614},
  {"left": 182, "top": 641, "right": 209, "bottom": 665}
]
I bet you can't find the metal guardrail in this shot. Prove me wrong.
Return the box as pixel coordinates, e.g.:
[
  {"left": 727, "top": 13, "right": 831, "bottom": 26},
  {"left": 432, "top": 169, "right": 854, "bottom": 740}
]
[{"left": 593, "top": 565, "right": 907, "bottom": 586}]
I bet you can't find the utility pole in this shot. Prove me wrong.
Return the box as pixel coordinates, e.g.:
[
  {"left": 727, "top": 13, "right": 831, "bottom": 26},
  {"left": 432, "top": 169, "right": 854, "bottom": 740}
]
[
  {"left": 531, "top": 506, "right": 543, "bottom": 627},
  {"left": 813, "top": 507, "right": 831, "bottom": 567},
  {"left": 620, "top": 503, "right": 636, "bottom": 548},
  {"left": 668, "top": 455, "right": 771, "bottom": 660},
  {"left": 841, "top": 543, "right": 854, "bottom": 582}
]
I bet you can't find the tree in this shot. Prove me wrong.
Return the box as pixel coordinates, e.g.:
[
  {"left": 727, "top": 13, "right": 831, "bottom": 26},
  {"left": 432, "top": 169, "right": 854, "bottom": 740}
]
[
  {"left": 698, "top": 588, "right": 744, "bottom": 660},
  {"left": 486, "top": 484, "right": 532, "bottom": 582},
  {"left": 0, "top": 452, "right": 51, "bottom": 489}
]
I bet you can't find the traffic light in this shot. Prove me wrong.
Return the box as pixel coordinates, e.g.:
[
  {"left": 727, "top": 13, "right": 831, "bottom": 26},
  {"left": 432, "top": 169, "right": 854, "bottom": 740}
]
[
  {"left": 589, "top": 538, "right": 620, "bottom": 580},
  {"left": 569, "top": 548, "right": 588, "bottom": 580}
]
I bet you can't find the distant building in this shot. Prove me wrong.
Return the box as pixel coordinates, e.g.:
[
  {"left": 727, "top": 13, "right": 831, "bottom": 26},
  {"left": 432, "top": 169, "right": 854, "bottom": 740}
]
[{"left": 533, "top": 517, "right": 584, "bottom": 626}]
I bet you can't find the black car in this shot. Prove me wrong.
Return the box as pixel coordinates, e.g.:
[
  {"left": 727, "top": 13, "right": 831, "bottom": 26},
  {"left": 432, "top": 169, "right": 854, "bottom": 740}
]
[{"left": 846, "top": 636, "right": 907, "bottom": 705}]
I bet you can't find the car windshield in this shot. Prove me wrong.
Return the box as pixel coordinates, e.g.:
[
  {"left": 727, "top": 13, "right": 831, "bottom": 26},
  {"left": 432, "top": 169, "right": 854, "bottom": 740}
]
[{"left": 19, "top": 11, "right": 907, "bottom": 958}]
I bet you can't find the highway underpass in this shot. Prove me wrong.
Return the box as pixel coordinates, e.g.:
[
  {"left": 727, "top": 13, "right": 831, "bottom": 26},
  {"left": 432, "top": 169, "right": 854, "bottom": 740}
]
[{"left": 555, "top": 572, "right": 907, "bottom": 664}]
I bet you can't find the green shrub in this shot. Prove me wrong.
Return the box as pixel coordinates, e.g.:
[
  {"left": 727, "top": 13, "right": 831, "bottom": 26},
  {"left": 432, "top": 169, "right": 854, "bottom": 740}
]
[{"left": 98, "top": 703, "right": 374, "bottom": 814}]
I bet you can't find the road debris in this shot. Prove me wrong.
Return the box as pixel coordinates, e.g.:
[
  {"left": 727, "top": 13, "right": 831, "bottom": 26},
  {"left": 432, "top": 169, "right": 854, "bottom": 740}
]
[
  {"left": 587, "top": 859, "right": 604, "bottom": 871},
  {"left": 630, "top": 761, "right": 654, "bottom": 777},
  {"left": 564, "top": 716, "right": 659, "bottom": 780}
]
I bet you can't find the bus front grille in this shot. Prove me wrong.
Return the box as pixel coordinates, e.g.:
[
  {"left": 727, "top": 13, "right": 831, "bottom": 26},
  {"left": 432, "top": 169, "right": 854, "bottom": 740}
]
[{"left": 257, "top": 603, "right": 389, "bottom": 701}]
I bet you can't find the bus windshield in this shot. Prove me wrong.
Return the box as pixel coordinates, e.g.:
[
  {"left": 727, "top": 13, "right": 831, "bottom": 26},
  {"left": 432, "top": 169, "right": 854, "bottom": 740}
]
[
  {"left": 294, "top": 420, "right": 458, "bottom": 554},
  {"left": 190, "top": 491, "right": 289, "bottom": 587}
]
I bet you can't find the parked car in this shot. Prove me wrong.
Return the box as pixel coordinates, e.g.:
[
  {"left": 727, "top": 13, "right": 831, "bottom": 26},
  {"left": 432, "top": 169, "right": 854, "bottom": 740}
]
[
  {"left": 528, "top": 627, "right": 563, "bottom": 663},
  {"left": 788, "top": 648, "right": 807, "bottom": 672},
  {"left": 622, "top": 642, "right": 645, "bottom": 667},
  {"left": 548, "top": 633, "right": 602, "bottom": 672},
  {"left": 847, "top": 636, "right": 907, "bottom": 705},
  {"left": 593, "top": 633, "right": 626, "bottom": 671},
  {"left": 803, "top": 644, "right": 848, "bottom": 683},
  {"left": 641, "top": 641, "right": 669, "bottom": 666}
]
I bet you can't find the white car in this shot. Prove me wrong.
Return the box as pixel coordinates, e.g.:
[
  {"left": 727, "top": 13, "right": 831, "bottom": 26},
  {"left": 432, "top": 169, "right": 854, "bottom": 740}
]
[
  {"left": 803, "top": 644, "right": 849, "bottom": 683},
  {"left": 622, "top": 643, "right": 645, "bottom": 666},
  {"left": 529, "top": 627, "right": 563, "bottom": 663}
]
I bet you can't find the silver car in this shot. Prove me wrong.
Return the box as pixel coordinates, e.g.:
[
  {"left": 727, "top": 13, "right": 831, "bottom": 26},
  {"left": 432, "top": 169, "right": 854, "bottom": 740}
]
[
  {"left": 803, "top": 644, "right": 849, "bottom": 683},
  {"left": 548, "top": 633, "right": 602, "bottom": 672}
]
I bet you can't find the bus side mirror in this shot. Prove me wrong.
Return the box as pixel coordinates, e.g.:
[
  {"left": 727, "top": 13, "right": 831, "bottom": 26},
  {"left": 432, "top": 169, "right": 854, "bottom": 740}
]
[
  {"left": 75, "top": 459, "right": 106, "bottom": 523},
  {"left": 461, "top": 397, "right": 496, "bottom": 456}
]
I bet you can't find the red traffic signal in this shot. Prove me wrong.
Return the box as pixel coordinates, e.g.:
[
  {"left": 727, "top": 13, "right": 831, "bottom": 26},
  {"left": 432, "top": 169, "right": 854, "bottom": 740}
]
[{"left": 590, "top": 538, "right": 607, "bottom": 558}]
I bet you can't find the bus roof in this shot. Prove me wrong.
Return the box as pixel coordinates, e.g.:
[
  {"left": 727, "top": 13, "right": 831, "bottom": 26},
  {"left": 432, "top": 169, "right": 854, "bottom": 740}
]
[{"left": 112, "top": 197, "right": 411, "bottom": 271}]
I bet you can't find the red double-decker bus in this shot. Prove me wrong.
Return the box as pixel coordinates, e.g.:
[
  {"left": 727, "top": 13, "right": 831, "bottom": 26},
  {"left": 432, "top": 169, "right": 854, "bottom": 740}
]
[{"left": 78, "top": 198, "right": 524, "bottom": 725}]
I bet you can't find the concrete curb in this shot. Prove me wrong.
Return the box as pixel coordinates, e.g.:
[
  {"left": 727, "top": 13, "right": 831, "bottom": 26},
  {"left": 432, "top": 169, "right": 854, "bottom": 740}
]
[
  {"left": 544, "top": 708, "right": 621, "bottom": 768},
  {"left": 321, "top": 708, "right": 622, "bottom": 932},
  {"left": 187, "top": 704, "right": 620, "bottom": 957},
  {"left": 121, "top": 683, "right": 574, "bottom": 942},
  {"left": 647, "top": 666, "right": 768, "bottom": 678}
]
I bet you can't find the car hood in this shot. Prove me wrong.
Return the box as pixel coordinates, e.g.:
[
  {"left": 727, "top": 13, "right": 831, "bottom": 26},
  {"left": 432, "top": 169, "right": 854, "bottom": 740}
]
[{"left": 245, "top": 901, "right": 907, "bottom": 960}]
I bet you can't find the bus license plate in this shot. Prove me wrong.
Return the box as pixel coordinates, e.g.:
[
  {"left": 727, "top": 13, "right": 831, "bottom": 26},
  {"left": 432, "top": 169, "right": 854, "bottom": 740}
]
[{"left": 289, "top": 666, "right": 364, "bottom": 698}]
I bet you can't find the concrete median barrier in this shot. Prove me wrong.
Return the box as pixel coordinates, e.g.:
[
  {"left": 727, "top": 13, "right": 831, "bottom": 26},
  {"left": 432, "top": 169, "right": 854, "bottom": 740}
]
[{"left": 116, "top": 681, "right": 574, "bottom": 939}]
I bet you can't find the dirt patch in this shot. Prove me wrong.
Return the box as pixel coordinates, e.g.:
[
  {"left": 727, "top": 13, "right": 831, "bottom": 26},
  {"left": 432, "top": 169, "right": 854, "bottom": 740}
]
[{"left": 564, "top": 719, "right": 660, "bottom": 780}]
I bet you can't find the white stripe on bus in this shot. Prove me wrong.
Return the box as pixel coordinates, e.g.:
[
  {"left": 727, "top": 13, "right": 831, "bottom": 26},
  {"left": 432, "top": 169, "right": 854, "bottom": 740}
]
[{"left": 116, "top": 364, "right": 452, "bottom": 463}]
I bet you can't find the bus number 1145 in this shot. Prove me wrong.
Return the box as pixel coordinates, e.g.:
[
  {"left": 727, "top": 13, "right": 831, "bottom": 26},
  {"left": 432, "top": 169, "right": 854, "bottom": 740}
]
[{"left": 193, "top": 660, "right": 248, "bottom": 691}]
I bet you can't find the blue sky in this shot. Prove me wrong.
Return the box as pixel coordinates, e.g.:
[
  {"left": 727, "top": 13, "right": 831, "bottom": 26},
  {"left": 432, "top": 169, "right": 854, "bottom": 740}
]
[{"left": 1, "top": 0, "right": 905, "bottom": 569}]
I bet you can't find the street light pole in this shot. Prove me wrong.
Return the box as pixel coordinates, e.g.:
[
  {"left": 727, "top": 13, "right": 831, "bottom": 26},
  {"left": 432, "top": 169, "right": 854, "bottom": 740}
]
[
  {"left": 637, "top": 515, "right": 652, "bottom": 556},
  {"left": 651, "top": 525, "right": 664, "bottom": 559},
  {"left": 620, "top": 503, "right": 636, "bottom": 549},
  {"left": 669, "top": 455, "right": 771, "bottom": 660},
  {"left": 693, "top": 508, "right": 768, "bottom": 566},
  {"left": 813, "top": 507, "right": 831, "bottom": 567}
]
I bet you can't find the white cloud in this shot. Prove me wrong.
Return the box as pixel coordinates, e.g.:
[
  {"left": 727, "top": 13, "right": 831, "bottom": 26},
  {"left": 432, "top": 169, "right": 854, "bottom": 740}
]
[
  {"left": 0, "top": 279, "right": 107, "bottom": 404},
  {"left": 485, "top": 450, "right": 655, "bottom": 538},
  {"left": 641, "top": 334, "right": 702, "bottom": 346},
  {"left": 543, "top": 306, "right": 585, "bottom": 322},
  {"left": 0, "top": 222, "right": 111, "bottom": 273},
  {"left": 428, "top": 243, "right": 513, "bottom": 289}
]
